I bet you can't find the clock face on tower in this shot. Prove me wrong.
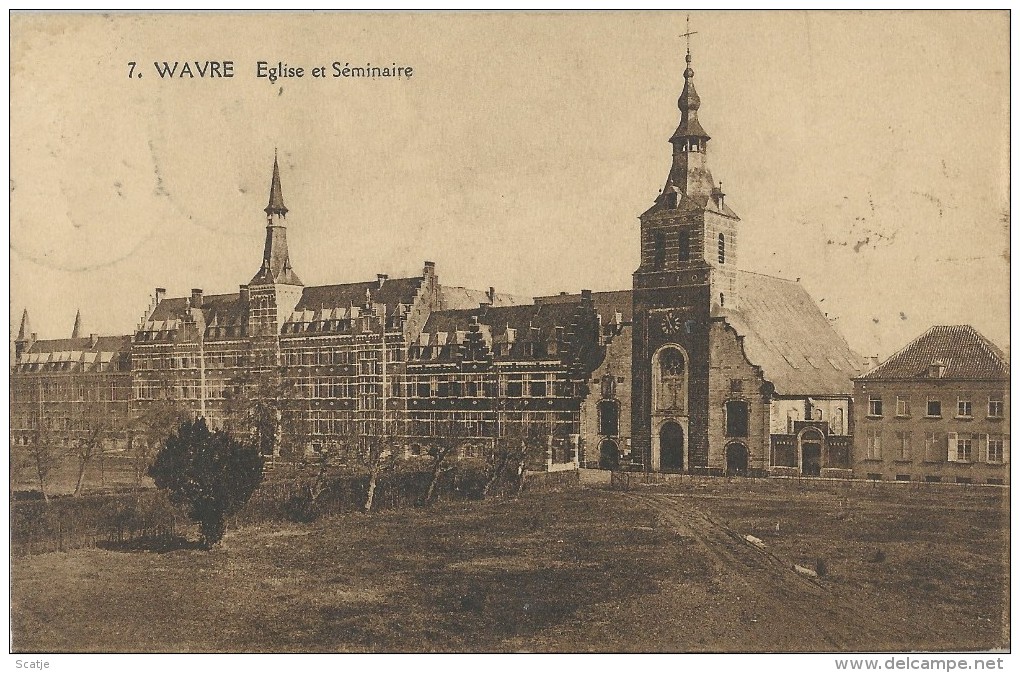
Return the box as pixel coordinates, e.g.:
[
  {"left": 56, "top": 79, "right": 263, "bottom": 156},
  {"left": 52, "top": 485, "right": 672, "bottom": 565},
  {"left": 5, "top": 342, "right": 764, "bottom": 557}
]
[{"left": 661, "top": 310, "right": 683, "bottom": 336}]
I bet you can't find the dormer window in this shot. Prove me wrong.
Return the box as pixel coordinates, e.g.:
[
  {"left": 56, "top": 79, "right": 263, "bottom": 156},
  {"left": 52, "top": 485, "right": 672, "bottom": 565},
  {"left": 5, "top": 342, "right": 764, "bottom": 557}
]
[{"left": 928, "top": 361, "right": 947, "bottom": 378}]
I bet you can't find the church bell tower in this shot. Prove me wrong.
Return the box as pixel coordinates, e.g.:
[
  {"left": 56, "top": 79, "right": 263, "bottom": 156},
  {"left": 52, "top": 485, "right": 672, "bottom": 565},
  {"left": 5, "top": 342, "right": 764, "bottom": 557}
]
[
  {"left": 631, "top": 43, "right": 741, "bottom": 473},
  {"left": 247, "top": 152, "right": 304, "bottom": 367}
]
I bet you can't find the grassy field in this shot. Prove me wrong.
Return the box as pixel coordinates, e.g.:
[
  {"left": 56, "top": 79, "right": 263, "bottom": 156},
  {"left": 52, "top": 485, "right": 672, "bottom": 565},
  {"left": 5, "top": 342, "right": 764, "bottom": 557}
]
[{"left": 10, "top": 479, "right": 1009, "bottom": 652}]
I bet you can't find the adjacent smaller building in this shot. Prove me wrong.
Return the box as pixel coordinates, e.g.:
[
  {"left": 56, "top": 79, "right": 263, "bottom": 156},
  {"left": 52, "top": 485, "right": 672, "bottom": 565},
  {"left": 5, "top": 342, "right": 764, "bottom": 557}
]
[{"left": 853, "top": 325, "right": 1009, "bottom": 484}]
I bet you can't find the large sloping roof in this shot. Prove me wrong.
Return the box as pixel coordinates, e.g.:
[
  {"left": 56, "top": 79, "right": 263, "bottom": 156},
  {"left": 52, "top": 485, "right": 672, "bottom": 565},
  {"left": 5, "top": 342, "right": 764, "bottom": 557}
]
[
  {"left": 719, "top": 271, "right": 865, "bottom": 396},
  {"left": 14, "top": 334, "right": 132, "bottom": 372},
  {"left": 295, "top": 276, "right": 423, "bottom": 314},
  {"left": 858, "top": 325, "right": 1009, "bottom": 381},
  {"left": 440, "top": 286, "right": 532, "bottom": 310},
  {"left": 535, "top": 290, "right": 633, "bottom": 323}
]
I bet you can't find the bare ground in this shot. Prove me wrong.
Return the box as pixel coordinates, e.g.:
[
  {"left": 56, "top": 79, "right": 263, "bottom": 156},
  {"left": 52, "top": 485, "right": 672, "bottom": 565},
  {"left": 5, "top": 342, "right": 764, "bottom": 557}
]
[{"left": 10, "top": 482, "right": 1008, "bottom": 652}]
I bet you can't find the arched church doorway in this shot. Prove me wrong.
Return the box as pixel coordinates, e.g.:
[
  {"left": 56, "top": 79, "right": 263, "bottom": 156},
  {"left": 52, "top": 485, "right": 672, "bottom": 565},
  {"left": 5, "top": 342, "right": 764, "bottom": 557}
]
[
  {"left": 800, "top": 429, "right": 824, "bottom": 477},
  {"left": 598, "top": 439, "right": 620, "bottom": 470},
  {"left": 726, "top": 443, "right": 749, "bottom": 476},
  {"left": 660, "top": 422, "right": 684, "bottom": 471}
]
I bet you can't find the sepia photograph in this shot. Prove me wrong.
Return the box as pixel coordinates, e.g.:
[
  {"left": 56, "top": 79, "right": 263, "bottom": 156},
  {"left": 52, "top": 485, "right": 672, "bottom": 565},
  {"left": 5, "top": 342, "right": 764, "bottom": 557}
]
[{"left": 8, "top": 10, "right": 1011, "bottom": 659}]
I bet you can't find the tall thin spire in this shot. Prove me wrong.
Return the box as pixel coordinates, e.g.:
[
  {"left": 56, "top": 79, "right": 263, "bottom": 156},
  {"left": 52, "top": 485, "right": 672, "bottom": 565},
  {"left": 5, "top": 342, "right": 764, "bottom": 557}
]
[
  {"left": 17, "top": 308, "right": 30, "bottom": 341},
  {"left": 71, "top": 309, "right": 83, "bottom": 339},
  {"left": 265, "top": 149, "right": 288, "bottom": 217},
  {"left": 251, "top": 153, "right": 302, "bottom": 286}
]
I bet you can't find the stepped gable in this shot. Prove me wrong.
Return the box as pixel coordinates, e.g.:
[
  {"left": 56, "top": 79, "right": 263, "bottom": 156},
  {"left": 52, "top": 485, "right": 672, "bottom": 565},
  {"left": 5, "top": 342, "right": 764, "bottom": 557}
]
[
  {"left": 858, "top": 325, "right": 1009, "bottom": 381},
  {"left": 718, "top": 270, "right": 864, "bottom": 396}
]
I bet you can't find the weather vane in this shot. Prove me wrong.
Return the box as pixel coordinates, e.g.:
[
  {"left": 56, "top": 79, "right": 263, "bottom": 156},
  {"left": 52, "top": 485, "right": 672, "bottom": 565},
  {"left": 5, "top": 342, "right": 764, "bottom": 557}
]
[{"left": 680, "top": 14, "right": 698, "bottom": 56}]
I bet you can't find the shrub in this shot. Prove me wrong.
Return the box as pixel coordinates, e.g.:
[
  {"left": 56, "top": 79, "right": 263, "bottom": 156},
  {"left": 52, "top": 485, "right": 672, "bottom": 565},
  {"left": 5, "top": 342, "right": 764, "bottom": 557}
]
[{"left": 148, "top": 418, "right": 264, "bottom": 549}]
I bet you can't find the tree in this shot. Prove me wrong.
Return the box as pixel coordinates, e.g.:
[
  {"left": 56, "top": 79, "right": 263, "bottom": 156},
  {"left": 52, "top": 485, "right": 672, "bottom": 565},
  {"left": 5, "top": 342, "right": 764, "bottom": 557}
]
[
  {"left": 129, "top": 395, "right": 191, "bottom": 489},
  {"left": 68, "top": 395, "right": 118, "bottom": 497},
  {"left": 223, "top": 370, "right": 303, "bottom": 460},
  {"left": 481, "top": 418, "right": 556, "bottom": 498},
  {"left": 421, "top": 418, "right": 473, "bottom": 506},
  {"left": 24, "top": 427, "right": 61, "bottom": 503},
  {"left": 360, "top": 420, "right": 403, "bottom": 513},
  {"left": 148, "top": 417, "right": 264, "bottom": 549}
]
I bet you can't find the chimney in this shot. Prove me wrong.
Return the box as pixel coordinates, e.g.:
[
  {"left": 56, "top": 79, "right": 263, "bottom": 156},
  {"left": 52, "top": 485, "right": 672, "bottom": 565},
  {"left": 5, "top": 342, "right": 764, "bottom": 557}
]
[
  {"left": 191, "top": 288, "right": 204, "bottom": 308},
  {"left": 870, "top": 355, "right": 881, "bottom": 369},
  {"left": 487, "top": 286, "right": 496, "bottom": 304},
  {"left": 239, "top": 284, "right": 249, "bottom": 304},
  {"left": 581, "top": 289, "right": 592, "bottom": 306},
  {"left": 423, "top": 260, "right": 436, "bottom": 277},
  {"left": 377, "top": 274, "right": 388, "bottom": 288},
  {"left": 89, "top": 333, "right": 98, "bottom": 348},
  {"left": 155, "top": 287, "right": 167, "bottom": 304}
]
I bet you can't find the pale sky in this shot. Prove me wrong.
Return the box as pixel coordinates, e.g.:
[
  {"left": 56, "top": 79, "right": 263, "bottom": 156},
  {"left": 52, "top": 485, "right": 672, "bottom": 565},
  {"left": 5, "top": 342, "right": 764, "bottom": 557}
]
[{"left": 10, "top": 11, "right": 1010, "bottom": 359}]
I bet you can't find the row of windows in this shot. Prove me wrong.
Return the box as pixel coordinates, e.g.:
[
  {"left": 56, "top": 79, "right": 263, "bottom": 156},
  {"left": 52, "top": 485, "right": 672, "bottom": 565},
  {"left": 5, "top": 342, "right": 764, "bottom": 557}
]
[
  {"left": 868, "top": 394, "right": 1005, "bottom": 419},
  {"left": 650, "top": 231, "right": 727, "bottom": 269},
  {"left": 864, "top": 430, "right": 1008, "bottom": 464}
]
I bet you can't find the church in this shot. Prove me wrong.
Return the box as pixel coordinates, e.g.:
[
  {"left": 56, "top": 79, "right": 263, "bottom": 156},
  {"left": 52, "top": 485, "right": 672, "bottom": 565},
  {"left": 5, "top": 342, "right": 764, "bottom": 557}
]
[{"left": 11, "top": 46, "right": 866, "bottom": 476}]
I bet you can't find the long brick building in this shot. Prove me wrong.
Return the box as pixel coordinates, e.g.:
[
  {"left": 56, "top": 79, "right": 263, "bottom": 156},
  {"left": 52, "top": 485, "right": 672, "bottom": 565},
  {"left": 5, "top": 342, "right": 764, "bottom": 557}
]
[{"left": 16, "top": 46, "right": 976, "bottom": 479}]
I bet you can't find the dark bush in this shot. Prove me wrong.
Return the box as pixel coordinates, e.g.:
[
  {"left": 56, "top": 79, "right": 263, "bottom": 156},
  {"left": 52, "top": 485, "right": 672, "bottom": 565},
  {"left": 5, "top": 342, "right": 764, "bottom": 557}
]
[{"left": 149, "top": 418, "right": 264, "bottom": 548}]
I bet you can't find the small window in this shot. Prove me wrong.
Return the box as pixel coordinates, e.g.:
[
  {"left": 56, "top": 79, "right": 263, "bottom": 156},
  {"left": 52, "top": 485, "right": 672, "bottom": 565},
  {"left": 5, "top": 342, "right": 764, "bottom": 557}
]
[
  {"left": 924, "top": 432, "right": 943, "bottom": 462},
  {"left": 987, "top": 478, "right": 1004, "bottom": 485},
  {"left": 926, "top": 398, "right": 942, "bottom": 418},
  {"left": 957, "top": 398, "right": 972, "bottom": 418},
  {"left": 895, "top": 431, "right": 911, "bottom": 460},
  {"left": 654, "top": 232, "right": 666, "bottom": 269},
  {"left": 956, "top": 477, "right": 972, "bottom": 485},
  {"left": 528, "top": 380, "right": 547, "bottom": 397},
  {"left": 895, "top": 396, "right": 910, "bottom": 417},
  {"left": 719, "top": 293, "right": 725, "bottom": 307},
  {"left": 729, "top": 378, "right": 743, "bottom": 393},
  {"left": 925, "top": 475, "right": 942, "bottom": 483},
  {"left": 678, "top": 230, "right": 690, "bottom": 262},
  {"left": 896, "top": 474, "right": 911, "bottom": 482},
  {"left": 868, "top": 395, "right": 883, "bottom": 417},
  {"left": 867, "top": 473, "right": 882, "bottom": 481},
  {"left": 718, "top": 233, "right": 726, "bottom": 264},
  {"left": 987, "top": 436, "right": 1005, "bottom": 464},
  {"left": 866, "top": 429, "right": 882, "bottom": 459},
  {"left": 988, "top": 395, "right": 1004, "bottom": 418}
]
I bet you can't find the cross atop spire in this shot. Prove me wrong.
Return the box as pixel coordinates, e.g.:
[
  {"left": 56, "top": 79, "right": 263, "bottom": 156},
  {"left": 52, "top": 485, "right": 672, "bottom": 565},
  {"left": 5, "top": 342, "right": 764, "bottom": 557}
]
[
  {"left": 265, "top": 150, "right": 288, "bottom": 217},
  {"left": 680, "top": 14, "right": 698, "bottom": 57}
]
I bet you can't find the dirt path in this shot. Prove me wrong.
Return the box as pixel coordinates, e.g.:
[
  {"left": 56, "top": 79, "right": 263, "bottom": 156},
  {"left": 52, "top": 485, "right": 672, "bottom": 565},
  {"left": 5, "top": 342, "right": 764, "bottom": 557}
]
[{"left": 608, "top": 491, "right": 927, "bottom": 652}]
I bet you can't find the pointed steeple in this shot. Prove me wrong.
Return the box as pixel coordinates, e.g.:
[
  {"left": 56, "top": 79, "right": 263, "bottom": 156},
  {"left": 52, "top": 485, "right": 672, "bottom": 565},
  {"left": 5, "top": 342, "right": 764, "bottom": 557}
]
[
  {"left": 17, "top": 308, "right": 30, "bottom": 341},
  {"left": 656, "top": 46, "right": 718, "bottom": 206},
  {"left": 71, "top": 309, "right": 83, "bottom": 338},
  {"left": 265, "top": 150, "right": 288, "bottom": 217},
  {"left": 250, "top": 152, "right": 302, "bottom": 287}
]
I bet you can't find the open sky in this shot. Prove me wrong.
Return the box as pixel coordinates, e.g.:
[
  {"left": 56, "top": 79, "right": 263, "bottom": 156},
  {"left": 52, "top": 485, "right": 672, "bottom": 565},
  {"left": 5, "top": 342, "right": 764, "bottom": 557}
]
[{"left": 10, "top": 11, "right": 1010, "bottom": 359}]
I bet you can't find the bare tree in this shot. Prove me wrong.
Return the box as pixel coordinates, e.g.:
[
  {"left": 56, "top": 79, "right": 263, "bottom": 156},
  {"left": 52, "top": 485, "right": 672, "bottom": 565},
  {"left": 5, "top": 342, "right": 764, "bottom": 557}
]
[
  {"left": 223, "top": 370, "right": 301, "bottom": 459},
  {"left": 360, "top": 420, "right": 403, "bottom": 513},
  {"left": 421, "top": 418, "right": 472, "bottom": 506},
  {"left": 25, "top": 427, "right": 61, "bottom": 503},
  {"left": 130, "top": 394, "right": 191, "bottom": 489}
]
